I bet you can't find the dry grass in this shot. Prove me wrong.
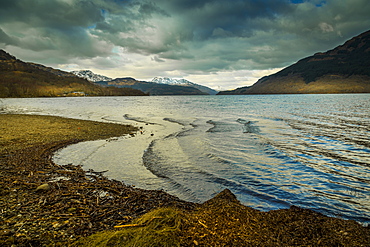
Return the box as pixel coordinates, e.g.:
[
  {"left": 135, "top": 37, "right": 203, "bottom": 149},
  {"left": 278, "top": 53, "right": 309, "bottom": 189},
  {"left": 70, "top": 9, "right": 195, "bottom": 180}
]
[
  {"left": 76, "top": 189, "right": 370, "bottom": 246},
  {"left": 0, "top": 114, "right": 137, "bottom": 153},
  {"left": 74, "top": 207, "right": 183, "bottom": 247}
]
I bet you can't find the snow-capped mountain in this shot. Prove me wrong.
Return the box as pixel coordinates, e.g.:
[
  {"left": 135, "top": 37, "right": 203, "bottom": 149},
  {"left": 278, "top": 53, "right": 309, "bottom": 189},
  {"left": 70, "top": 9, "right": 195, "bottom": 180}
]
[
  {"left": 151, "top": 77, "right": 218, "bottom": 95},
  {"left": 151, "top": 77, "right": 190, "bottom": 85},
  {"left": 71, "top": 70, "right": 112, "bottom": 82}
]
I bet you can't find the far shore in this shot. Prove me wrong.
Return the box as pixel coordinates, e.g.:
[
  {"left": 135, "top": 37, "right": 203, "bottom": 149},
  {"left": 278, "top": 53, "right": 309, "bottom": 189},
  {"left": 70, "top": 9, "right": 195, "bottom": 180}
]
[{"left": 0, "top": 113, "right": 369, "bottom": 246}]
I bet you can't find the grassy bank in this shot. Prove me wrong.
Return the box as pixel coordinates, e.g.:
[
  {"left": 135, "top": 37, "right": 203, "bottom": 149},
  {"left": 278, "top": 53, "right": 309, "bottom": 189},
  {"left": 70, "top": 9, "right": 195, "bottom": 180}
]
[
  {"left": 0, "top": 114, "right": 139, "bottom": 154},
  {"left": 0, "top": 114, "right": 369, "bottom": 246}
]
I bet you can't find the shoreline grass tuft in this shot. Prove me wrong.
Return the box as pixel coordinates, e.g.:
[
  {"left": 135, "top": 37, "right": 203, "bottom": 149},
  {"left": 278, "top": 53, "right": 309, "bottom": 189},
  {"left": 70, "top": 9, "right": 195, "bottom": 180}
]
[{"left": 73, "top": 207, "right": 183, "bottom": 247}]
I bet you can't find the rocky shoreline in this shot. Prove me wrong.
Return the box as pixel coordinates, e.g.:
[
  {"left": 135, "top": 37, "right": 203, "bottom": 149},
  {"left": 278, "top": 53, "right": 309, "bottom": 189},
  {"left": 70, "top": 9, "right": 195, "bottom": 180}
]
[
  {"left": 0, "top": 114, "right": 195, "bottom": 246},
  {"left": 0, "top": 114, "right": 369, "bottom": 246},
  {"left": 0, "top": 140, "right": 195, "bottom": 246}
]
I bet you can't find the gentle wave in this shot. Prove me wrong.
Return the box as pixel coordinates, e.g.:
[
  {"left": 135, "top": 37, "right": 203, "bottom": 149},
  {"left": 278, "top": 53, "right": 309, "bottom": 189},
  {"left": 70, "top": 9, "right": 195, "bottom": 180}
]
[{"left": 2, "top": 95, "right": 369, "bottom": 225}]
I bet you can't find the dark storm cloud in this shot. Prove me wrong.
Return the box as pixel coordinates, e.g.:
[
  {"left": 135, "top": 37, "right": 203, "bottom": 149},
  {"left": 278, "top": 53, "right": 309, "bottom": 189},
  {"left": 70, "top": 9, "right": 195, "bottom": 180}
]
[
  {"left": 0, "top": 28, "right": 19, "bottom": 46},
  {"left": 87, "top": 0, "right": 299, "bottom": 63},
  {"left": 0, "top": 0, "right": 369, "bottom": 77},
  {"left": 0, "top": 0, "right": 168, "bottom": 60},
  {"left": 0, "top": 0, "right": 103, "bottom": 30},
  {"left": 148, "top": 0, "right": 370, "bottom": 70},
  {"left": 138, "top": 1, "right": 170, "bottom": 17},
  {"left": 159, "top": 0, "right": 294, "bottom": 39},
  {"left": 0, "top": 0, "right": 109, "bottom": 61}
]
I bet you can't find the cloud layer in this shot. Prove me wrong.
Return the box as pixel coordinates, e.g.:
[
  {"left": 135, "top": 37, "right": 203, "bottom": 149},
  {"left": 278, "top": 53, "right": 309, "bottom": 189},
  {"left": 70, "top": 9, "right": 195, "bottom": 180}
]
[{"left": 1, "top": 0, "right": 369, "bottom": 89}]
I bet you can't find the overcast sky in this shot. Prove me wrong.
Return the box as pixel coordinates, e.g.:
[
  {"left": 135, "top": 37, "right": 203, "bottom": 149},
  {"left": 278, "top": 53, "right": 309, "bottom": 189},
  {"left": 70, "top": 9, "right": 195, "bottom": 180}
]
[{"left": 0, "top": 0, "right": 369, "bottom": 90}]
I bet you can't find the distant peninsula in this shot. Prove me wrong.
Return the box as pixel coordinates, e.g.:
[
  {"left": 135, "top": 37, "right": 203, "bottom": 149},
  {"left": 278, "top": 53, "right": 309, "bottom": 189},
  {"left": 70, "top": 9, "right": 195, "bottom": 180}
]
[{"left": 218, "top": 30, "right": 370, "bottom": 95}]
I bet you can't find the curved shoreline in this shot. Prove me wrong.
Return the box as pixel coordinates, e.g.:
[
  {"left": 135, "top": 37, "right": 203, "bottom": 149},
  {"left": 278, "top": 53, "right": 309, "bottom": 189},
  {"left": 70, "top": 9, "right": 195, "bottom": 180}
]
[
  {"left": 0, "top": 114, "right": 369, "bottom": 246},
  {"left": 0, "top": 114, "right": 195, "bottom": 246}
]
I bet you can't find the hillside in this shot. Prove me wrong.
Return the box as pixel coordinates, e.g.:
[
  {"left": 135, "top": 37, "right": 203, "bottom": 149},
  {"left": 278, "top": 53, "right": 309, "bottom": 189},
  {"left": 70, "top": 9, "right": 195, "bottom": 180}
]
[
  {"left": 151, "top": 77, "right": 218, "bottom": 95},
  {"left": 70, "top": 71, "right": 210, "bottom": 95},
  {"left": 97, "top": 78, "right": 207, "bottom": 96},
  {"left": 0, "top": 50, "right": 147, "bottom": 97},
  {"left": 219, "top": 30, "right": 370, "bottom": 95}
]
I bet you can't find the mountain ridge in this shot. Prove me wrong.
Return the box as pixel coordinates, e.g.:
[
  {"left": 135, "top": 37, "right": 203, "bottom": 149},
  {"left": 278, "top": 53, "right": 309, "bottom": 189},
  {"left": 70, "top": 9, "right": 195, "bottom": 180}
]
[
  {"left": 218, "top": 30, "right": 370, "bottom": 95},
  {"left": 96, "top": 77, "right": 207, "bottom": 96},
  {"left": 151, "top": 77, "right": 218, "bottom": 95},
  {"left": 71, "top": 70, "right": 112, "bottom": 82},
  {"left": 70, "top": 71, "right": 214, "bottom": 95},
  {"left": 0, "top": 50, "right": 147, "bottom": 97}
]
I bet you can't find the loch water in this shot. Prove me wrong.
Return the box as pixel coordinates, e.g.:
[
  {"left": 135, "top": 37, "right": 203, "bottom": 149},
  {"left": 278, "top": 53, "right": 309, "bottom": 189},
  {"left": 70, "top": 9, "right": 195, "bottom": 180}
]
[{"left": 1, "top": 94, "right": 369, "bottom": 225}]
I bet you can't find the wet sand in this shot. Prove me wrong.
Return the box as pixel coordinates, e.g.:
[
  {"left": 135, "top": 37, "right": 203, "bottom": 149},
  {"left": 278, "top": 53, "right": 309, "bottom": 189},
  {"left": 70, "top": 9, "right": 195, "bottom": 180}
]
[{"left": 0, "top": 114, "right": 369, "bottom": 246}]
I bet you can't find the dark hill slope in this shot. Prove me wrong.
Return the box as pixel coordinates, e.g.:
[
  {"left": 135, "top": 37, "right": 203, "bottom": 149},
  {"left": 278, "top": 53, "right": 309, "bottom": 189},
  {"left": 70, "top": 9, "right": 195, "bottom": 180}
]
[
  {"left": 219, "top": 30, "right": 370, "bottom": 94},
  {"left": 0, "top": 50, "right": 147, "bottom": 97}
]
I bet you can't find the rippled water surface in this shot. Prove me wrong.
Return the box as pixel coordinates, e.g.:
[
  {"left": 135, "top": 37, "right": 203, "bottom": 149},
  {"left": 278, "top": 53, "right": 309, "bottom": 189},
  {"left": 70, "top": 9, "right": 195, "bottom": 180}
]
[{"left": 1, "top": 94, "right": 369, "bottom": 224}]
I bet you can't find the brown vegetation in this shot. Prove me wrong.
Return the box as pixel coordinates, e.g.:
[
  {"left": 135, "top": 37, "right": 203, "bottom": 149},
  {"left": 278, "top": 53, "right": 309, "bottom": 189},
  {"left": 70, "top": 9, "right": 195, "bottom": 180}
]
[
  {"left": 0, "top": 50, "right": 147, "bottom": 97},
  {"left": 224, "top": 74, "right": 370, "bottom": 95},
  {"left": 219, "top": 30, "right": 370, "bottom": 95},
  {"left": 75, "top": 187, "right": 370, "bottom": 246}
]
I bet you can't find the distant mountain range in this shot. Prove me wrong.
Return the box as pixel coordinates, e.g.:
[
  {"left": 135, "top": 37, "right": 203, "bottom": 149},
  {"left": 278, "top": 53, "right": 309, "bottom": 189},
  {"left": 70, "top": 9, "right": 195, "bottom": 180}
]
[
  {"left": 71, "top": 70, "right": 112, "bottom": 82},
  {"left": 219, "top": 30, "right": 370, "bottom": 94},
  {"left": 0, "top": 51, "right": 216, "bottom": 97},
  {"left": 70, "top": 70, "right": 218, "bottom": 95},
  {"left": 151, "top": 77, "right": 218, "bottom": 95},
  {"left": 0, "top": 50, "right": 146, "bottom": 97},
  {"left": 2, "top": 29, "right": 368, "bottom": 97},
  {"left": 95, "top": 77, "right": 208, "bottom": 95}
]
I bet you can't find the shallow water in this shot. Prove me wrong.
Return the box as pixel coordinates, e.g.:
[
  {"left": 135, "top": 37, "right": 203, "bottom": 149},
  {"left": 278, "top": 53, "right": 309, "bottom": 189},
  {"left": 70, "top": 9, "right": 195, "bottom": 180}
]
[{"left": 1, "top": 94, "right": 369, "bottom": 224}]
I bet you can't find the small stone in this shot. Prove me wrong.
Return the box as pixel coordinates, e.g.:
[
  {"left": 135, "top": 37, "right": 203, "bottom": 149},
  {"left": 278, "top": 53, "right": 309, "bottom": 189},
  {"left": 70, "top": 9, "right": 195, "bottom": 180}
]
[
  {"left": 35, "top": 183, "right": 50, "bottom": 191},
  {"left": 0, "top": 229, "right": 13, "bottom": 236}
]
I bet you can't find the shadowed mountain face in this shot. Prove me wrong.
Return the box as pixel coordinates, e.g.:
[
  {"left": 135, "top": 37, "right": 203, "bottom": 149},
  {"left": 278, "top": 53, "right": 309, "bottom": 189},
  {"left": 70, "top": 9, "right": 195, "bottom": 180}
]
[
  {"left": 219, "top": 30, "right": 370, "bottom": 95},
  {"left": 96, "top": 78, "right": 208, "bottom": 96},
  {"left": 0, "top": 50, "right": 147, "bottom": 97},
  {"left": 151, "top": 77, "right": 219, "bottom": 95},
  {"left": 64, "top": 71, "right": 211, "bottom": 95}
]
